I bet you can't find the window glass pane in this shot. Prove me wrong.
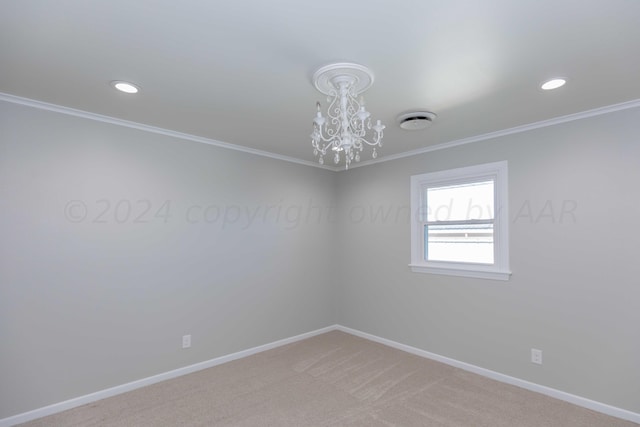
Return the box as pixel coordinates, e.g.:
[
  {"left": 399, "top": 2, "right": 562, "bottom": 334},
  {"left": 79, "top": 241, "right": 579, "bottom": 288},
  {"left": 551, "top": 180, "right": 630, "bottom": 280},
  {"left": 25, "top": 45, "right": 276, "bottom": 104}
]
[
  {"left": 425, "top": 223, "right": 494, "bottom": 264},
  {"left": 426, "top": 180, "right": 494, "bottom": 222}
]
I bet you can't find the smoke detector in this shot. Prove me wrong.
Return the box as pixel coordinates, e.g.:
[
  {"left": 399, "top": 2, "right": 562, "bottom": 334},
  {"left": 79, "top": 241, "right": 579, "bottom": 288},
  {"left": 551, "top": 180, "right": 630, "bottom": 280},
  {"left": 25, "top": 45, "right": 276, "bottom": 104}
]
[{"left": 397, "top": 111, "right": 436, "bottom": 130}]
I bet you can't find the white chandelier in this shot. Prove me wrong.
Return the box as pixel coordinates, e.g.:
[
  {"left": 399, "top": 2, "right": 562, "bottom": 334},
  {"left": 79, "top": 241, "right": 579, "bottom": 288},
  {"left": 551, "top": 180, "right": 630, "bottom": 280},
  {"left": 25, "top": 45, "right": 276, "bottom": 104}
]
[{"left": 311, "top": 63, "right": 385, "bottom": 169}]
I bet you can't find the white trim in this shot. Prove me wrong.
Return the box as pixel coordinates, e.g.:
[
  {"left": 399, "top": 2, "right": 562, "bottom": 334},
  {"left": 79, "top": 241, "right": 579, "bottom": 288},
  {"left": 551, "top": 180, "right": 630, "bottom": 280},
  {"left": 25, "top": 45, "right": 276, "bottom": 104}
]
[
  {"left": 335, "top": 325, "right": 640, "bottom": 425},
  {"left": 345, "top": 98, "right": 640, "bottom": 171},
  {"left": 2, "top": 324, "right": 638, "bottom": 426},
  {"left": 0, "top": 325, "right": 337, "bottom": 427},
  {"left": 1, "top": 92, "right": 638, "bottom": 174},
  {"left": 409, "top": 264, "right": 511, "bottom": 280},
  {"left": 0, "top": 92, "right": 338, "bottom": 172}
]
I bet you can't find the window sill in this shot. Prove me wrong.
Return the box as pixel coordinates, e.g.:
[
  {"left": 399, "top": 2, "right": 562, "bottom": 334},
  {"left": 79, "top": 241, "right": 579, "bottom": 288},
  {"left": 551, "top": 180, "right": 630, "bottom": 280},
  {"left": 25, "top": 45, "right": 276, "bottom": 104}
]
[{"left": 409, "top": 264, "right": 511, "bottom": 281}]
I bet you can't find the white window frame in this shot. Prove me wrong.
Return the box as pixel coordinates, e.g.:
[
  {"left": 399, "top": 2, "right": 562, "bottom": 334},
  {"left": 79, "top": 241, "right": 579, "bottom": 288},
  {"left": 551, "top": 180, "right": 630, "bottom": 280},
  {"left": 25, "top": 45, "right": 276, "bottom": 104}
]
[{"left": 410, "top": 161, "right": 511, "bottom": 281}]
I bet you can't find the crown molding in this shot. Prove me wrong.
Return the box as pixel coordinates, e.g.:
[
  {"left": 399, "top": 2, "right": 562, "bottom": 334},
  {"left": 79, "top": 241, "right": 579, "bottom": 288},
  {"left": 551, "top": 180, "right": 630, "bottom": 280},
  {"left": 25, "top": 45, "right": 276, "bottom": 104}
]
[
  {"left": 346, "top": 98, "right": 640, "bottom": 171},
  {"left": 0, "top": 92, "right": 336, "bottom": 171},
  {"left": 2, "top": 92, "right": 638, "bottom": 173}
]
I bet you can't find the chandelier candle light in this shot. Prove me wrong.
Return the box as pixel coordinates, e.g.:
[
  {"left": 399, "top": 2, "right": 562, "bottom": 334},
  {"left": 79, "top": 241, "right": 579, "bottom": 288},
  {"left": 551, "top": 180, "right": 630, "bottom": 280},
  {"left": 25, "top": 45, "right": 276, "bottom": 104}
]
[{"left": 311, "top": 63, "right": 385, "bottom": 169}]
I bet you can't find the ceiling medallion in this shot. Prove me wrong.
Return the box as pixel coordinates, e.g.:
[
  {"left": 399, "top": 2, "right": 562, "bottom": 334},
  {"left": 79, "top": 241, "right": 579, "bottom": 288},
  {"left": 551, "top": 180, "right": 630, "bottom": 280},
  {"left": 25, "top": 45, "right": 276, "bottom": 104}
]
[{"left": 310, "top": 63, "right": 385, "bottom": 169}]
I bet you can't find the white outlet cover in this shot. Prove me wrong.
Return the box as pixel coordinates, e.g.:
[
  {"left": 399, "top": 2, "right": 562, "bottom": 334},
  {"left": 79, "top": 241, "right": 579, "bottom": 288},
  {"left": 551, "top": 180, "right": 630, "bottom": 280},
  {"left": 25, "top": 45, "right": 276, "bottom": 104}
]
[
  {"left": 182, "top": 335, "right": 191, "bottom": 349},
  {"left": 531, "top": 348, "right": 542, "bottom": 365}
]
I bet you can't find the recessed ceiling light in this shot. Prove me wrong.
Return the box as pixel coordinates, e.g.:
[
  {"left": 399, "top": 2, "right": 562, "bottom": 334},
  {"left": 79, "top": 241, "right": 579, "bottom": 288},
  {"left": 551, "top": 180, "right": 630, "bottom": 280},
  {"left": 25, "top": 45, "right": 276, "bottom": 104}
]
[
  {"left": 111, "top": 81, "right": 139, "bottom": 94},
  {"left": 541, "top": 78, "right": 566, "bottom": 91}
]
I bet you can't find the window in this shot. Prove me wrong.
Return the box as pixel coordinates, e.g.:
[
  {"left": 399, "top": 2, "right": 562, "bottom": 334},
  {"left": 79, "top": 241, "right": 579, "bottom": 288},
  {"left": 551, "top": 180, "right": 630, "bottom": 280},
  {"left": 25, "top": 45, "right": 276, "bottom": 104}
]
[{"left": 410, "top": 161, "right": 510, "bottom": 280}]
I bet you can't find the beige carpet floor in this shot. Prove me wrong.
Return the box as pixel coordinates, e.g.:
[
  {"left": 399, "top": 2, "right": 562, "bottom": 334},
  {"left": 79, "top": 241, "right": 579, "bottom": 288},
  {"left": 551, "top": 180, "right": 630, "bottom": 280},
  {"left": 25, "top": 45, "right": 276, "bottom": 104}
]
[{"left": 19, "top": 331, "right": 638, "bottom": 426}]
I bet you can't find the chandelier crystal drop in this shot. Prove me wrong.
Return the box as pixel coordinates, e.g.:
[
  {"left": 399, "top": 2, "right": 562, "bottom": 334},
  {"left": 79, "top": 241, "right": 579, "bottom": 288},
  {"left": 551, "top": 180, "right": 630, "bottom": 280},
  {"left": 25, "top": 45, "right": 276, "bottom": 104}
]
[{"left": 310, "top": 63, "right": 385, "bottom": 169}]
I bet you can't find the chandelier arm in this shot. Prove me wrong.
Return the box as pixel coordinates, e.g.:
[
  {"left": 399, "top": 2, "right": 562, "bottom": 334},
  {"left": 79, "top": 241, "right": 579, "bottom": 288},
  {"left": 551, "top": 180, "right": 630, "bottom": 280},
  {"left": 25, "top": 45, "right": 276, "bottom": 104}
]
[
  {"left": 355, "top": 132, "right": 384, "bottom": 147},
  {"left": 326, "top": 89, "right": 341, "bottom": 120},
  {"left": 325, "top": 93, "right": 342, "bottom": 142},
  {"left": 312, "top": 131, "right": 338, "bottom": 147},
  {"left": 314, "top": 122, "right": 339, "bottom": 143},
  {"left": 346, "top": 96, "right": 361, "bottom": 128}
]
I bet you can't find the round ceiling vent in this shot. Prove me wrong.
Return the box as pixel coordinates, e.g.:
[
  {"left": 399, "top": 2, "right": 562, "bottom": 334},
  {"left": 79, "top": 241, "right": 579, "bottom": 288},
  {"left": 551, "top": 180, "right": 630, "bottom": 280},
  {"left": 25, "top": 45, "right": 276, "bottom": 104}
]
[{"left": 397, "top": 111, "right": 437, "bottom": 130}]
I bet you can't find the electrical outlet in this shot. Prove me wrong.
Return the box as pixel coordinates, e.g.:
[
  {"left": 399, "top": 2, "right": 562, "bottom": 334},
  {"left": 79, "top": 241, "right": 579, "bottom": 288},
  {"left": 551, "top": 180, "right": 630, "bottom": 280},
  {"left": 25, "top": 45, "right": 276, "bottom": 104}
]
[
  {"left": 182, "top": 334, "right": 191, "bottom": 349},
  {"left": 531, "top": 348, "right": 542, "bottom": 365}
]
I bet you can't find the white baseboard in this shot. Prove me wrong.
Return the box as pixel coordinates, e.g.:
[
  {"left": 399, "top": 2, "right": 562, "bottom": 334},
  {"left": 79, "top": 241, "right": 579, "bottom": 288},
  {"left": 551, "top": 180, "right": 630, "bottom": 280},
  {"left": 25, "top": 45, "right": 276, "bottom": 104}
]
[
  {"left": 335, "top": 325, "right": 640, "bottom": 425},
  {"left": 0, "top": 325, "right": 337, "bottom": 427},
  {"left": 2, "top": 324, "right": 638, "bottom": 426}
]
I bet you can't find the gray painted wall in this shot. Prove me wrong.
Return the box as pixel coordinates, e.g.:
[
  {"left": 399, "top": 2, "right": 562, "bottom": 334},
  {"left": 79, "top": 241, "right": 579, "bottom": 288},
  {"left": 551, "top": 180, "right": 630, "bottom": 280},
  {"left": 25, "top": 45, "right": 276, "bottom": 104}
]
[
  {"left": 335, "top": 107, "right": 640, "bottom": 413},
  {"left": 1, "top": 99, "right": 639, "bottom": 419},
  {"left": 0, "top": 101, "right": 337, "bottom": 417}
]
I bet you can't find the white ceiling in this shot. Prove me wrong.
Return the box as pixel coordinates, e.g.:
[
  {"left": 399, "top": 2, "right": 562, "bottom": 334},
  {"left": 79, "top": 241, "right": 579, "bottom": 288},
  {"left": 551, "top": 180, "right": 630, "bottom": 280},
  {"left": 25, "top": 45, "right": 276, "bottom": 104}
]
[{"left": 2, "top": 0, "right": 640, "bottom": 167}]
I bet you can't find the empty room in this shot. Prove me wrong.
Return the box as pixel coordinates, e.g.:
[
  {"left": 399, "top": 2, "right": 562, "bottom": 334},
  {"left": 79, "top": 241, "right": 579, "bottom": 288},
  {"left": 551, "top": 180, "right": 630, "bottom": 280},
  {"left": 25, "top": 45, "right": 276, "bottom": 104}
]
[{"left": 1, "top": 1, "right": 639, "bottom": 426}]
